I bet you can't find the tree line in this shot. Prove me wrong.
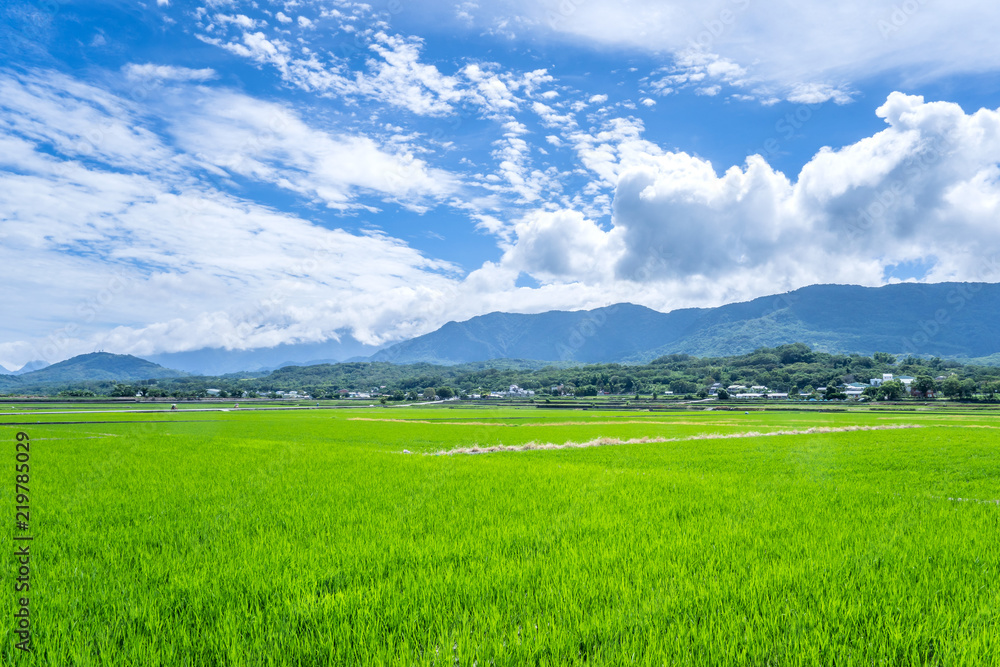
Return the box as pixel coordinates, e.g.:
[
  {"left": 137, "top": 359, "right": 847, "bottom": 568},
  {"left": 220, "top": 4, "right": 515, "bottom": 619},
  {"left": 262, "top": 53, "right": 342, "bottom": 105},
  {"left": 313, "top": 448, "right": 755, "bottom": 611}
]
[{"left": 49, "top": 343, "right": 1000, "bottom": 401}]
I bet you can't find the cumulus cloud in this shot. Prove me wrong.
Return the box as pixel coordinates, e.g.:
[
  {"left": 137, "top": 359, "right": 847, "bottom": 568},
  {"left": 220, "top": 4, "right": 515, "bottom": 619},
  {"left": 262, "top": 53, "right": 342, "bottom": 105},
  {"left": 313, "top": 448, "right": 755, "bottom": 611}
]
[
  {"left": 500, "top": 92, "right": 1000, "bottom": 304},
  {"left": 501, "top": 209, "right": 621, "bottom": 280}
]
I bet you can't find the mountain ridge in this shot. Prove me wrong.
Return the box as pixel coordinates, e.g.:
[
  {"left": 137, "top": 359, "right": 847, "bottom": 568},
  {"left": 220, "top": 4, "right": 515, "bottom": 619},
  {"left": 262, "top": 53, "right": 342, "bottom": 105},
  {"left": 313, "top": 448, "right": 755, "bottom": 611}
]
[
  {"left": 370, "top": 282, "right": 1000, "bottom": 365},
  {"left": 0, "top": 352, "right": 186, "bottom": 392}
]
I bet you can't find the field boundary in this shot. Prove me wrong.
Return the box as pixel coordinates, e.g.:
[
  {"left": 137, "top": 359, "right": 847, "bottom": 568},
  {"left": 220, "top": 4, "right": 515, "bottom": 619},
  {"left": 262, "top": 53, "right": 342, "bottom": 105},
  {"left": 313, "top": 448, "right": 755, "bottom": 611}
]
[{"left": 429, "top": 424, "right": 924, "bottom": 455}]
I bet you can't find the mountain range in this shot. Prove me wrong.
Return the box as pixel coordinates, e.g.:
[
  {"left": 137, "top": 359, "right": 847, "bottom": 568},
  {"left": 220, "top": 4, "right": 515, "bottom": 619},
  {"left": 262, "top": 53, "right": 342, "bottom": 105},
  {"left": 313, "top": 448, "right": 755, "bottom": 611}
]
[
  {"left": 146, "top": 336, "right": 383, "bottom": 375},
  {"left": 370, "top": 282, "right": 1000, "bottom": 365},
  {"left": 0, "top": 352, "right": 185, "bottom": 392},
  {"left": 0, "top": 359, "right": 51, "bottom": 375},
  {"left": 4, "top": 282, "right": 1000, "bottom": 386}
]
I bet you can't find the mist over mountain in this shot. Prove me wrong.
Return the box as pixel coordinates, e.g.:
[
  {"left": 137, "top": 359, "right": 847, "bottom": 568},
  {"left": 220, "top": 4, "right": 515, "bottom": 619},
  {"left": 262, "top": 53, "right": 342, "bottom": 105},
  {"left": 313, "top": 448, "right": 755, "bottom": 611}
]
[{"left": 146, "top": 337, "right": 384, "bottom": 375}]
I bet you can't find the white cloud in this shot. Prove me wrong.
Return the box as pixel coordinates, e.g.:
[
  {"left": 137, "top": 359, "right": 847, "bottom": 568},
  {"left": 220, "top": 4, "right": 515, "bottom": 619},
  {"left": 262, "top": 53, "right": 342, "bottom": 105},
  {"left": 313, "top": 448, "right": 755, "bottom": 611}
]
[
  {"left": 356, "top": 32, "right": 464, "bottom": 116},
  {"left": 648, "top": 49, "right": 750, "bottom": 99},
  {"left": 478, "top": 0, "right": 1000, "bottom": 104},
  {"left": 124, "top": 63, "right": 217, "bottom": 82},
  {"left": 215, "top": 13, "right": 261, "bottom": 29},
  {"left": 501, "top": 209, "right": 621, "bottom": 280},
  {"left": 162, "top": 87, "right": 459, "bottom": 209},
  {"left": 786, "top": 83, "right": 854, "bottom": 105},
  {"left": 532, "top": 100, "right": 576, "bottom": 129},
  {"left": 275, "top": 11, "right": 292, "bottom": 23},
  {"left": 0, "top": 68, "right": 469, "bottom": 368},
  {"left": 497, "top": 92, "right": 1000, "bottom": 311}
]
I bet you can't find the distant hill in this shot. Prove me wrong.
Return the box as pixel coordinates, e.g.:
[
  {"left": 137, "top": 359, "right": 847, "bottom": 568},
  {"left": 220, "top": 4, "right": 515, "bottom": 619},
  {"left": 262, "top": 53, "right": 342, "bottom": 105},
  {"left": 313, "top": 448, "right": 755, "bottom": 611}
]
[
  {"left": 370, "top": 282, "right": 1000, "bottom": 365},
  {"left": 12, "top": 360, "right": 50, "bottom": 375},
  {"left": 0, "top": 353, "right": 185, "bottom": 392},
  {"left": 147, "top": 336, "right": 384, "bottom": 375}
]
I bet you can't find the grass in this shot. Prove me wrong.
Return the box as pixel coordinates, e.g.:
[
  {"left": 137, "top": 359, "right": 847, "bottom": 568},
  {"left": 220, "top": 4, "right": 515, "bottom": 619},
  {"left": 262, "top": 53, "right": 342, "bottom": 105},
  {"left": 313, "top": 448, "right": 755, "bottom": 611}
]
[{"left": 2, "top": 404, "right": 999, "bottom": 664}]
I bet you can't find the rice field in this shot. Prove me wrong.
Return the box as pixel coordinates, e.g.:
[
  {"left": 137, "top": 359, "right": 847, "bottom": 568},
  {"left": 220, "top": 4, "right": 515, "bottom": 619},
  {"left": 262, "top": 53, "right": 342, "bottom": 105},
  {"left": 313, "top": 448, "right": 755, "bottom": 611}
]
[{"left": 2, "top": 404, "right": 999, "bottom": 665}]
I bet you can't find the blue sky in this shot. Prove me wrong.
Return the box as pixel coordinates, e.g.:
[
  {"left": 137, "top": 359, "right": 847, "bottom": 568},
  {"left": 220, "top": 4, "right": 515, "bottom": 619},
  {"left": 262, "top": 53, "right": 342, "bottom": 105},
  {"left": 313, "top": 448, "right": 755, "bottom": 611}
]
[{"left": 3, "top": 0, "right": 1000, "bottom": 369}]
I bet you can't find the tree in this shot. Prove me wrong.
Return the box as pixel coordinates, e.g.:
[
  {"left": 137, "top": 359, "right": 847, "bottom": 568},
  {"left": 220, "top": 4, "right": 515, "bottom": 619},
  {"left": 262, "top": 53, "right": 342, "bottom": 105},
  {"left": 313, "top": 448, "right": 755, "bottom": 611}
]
[
  {"left": 669, "top": 379, "right": 697, "bottom": 395},
  {"left": 110, "top": 384, "right": 136, "bottom": 397},
  {"left": 575, "top": 385, "right": 598, "bottom": 397},
  {"left": 941, "top": 376, "right": 962, "bottom": 400},
  {"left": 422, "top": 387, "right": 436, "bottom": 400},
  {"left": 436, "top": 386, "right": 455, "bottom": 399},
  {"left": 716, "top": 388, "right": 730, "bottom": 400},
  {"left": 912, "top": 375, "right": 935, "bottom": 398},
  {"left": 960, "top": 378, "right": 978, "bottom": 400},
  {"left": 696, "top": 388, "right": 708, "bottom": 399},
  {"left": 877, "top": 379, "right": 904, "bottom": 401},
  {"left": 405, "top": 390, "right": 418, "bottom": 401},
  {"left": 873, "top": 352, "right": 897, "bottom": 365},
  {"left": 778, "top": 343, "right": 813, "bottom": 364}
]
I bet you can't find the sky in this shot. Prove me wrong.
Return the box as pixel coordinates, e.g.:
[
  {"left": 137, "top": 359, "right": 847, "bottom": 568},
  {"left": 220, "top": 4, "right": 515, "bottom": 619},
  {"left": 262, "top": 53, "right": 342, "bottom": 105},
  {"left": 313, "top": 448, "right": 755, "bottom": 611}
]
[{"left": 3, "top": 0, "right": 1000, "bottom": 370}]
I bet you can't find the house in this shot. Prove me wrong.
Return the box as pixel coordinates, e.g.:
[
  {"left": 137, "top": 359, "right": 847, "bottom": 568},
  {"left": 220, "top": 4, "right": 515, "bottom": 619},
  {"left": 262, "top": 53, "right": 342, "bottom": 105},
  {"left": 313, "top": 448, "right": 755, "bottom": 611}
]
[
  {"left": 206, "top": 388, "right": 222, "bottom": 396},
  {"left": 897, "top": 376, "right": 915, "bottom": 387},
  {"left": 507, "top": 384, "right": 535, "bottom": 397},
  {"left": 844, "top": 382, "right": 867, "bottom": 397}
]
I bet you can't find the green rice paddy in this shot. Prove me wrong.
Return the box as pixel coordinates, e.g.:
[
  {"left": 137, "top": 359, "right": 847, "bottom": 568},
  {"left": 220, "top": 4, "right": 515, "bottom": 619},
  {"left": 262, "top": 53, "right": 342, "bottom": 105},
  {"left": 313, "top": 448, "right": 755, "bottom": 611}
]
[{"left": 2, "top": 404, "right": 998, "bottom": 665}]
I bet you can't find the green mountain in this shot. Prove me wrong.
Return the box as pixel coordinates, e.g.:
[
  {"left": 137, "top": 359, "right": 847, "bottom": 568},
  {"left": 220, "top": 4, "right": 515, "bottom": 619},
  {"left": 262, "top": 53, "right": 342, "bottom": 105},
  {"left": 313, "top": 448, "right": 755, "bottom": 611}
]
[
  {"left": 371, "top": 282, "right": 1000, "bottom": 364},
  {"left": 0, "top": 352, "right": 185, "bottom": 392}
]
